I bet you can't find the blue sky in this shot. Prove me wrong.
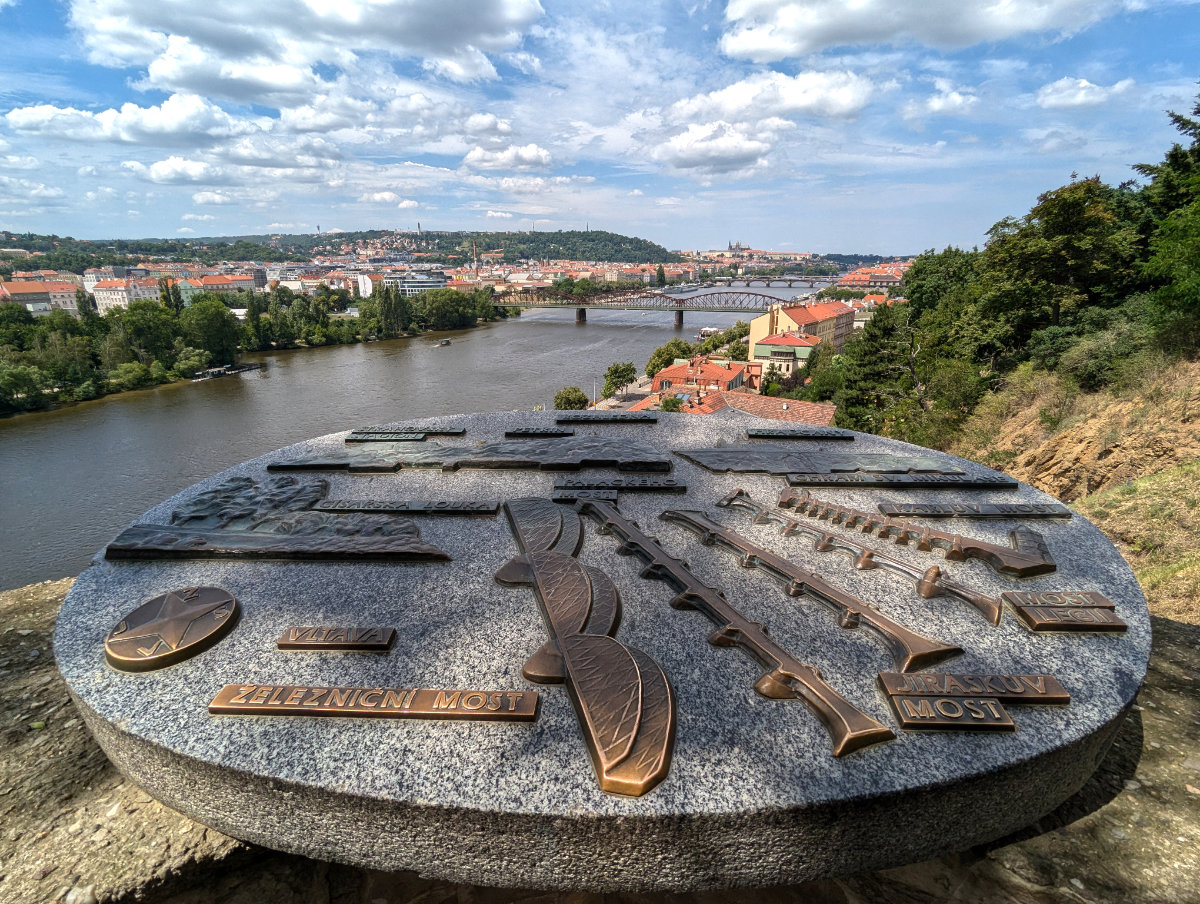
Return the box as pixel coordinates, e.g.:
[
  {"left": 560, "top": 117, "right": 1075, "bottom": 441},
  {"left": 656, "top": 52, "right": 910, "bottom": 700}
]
[{"left": 0, "top": 0, "right": 1197, "bottom": 253}]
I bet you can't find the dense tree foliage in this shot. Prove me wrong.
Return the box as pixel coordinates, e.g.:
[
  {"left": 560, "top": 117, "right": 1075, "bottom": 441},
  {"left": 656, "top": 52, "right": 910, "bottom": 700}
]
[
  {"left": 0, "top": 233, "right": 304, "bottom": 274},
  {"left": 789, "top": 92, "right": 1200, "bottom": 448},
  {"left": 0, "top": 279, "right": 511, "bottom": 414},
  {"left": 602, "top": 362, "right": 637, "bottom": 398},
  {"left": 554, "top": 386, "right": 589, "bottom": 410}
]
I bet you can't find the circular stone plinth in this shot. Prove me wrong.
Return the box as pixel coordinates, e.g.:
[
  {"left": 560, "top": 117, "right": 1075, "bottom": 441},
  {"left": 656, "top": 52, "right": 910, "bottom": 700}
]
[{"left": 55, "top": 410, "right": 1150, "bottom": 892}]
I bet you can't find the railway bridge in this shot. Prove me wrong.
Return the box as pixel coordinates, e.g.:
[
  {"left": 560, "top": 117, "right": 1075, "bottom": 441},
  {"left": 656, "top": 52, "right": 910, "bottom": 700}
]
[{"left": 497, "top": 287, "right": 805, "bottom": 328}]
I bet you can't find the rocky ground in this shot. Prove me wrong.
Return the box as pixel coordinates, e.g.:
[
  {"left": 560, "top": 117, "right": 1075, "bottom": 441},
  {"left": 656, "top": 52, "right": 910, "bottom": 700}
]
[
  {"left": 952, "top": 360, "right": 1200, "bottom": 504},
  {"left": 1, "top": 578, "right": 1197, "bottom": 904}
]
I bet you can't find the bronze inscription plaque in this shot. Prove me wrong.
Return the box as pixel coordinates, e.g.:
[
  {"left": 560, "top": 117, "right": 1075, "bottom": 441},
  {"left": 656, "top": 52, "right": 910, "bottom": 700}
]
[
  {"left": 677, "top": 447, "right": 962, "bottom": 475},
  {"left": 345, "top": 432, "right": 427, "bottom": 442},
  {"left": 879, "top": 672, "right": 1070, "bottom": 704},
  {"left": 351, "top": 426, "right": 465, "bottom": 438},
  {"left": 556, "top": 412, "right": 658, "bottom": 423},
  {"left": 105, "top": 476, "right": 449, "bottom": 562},
  {"left": 787, "top": 472, "right": 1019, "bottom": 488},
  {"left": 745, "top": 426, "right": 855, "bottom": 440},
  {"left": 879, "top": 671, "right": 1068, "bottom": 731},
  {"left": 209, "top": 685, "right": 539, "bottom": 720},
  {"left": 879, "top": 501, "right": 1072, "bottom": 519},
  {"left": 550, "top": 489, "right": 619, "bottom": 503},
  {"left": 554, "top": 476, "right": 687, "bottom": 493},
  {"left": 888, "top": 696, "right": 1015, "bottom": 730},
  {"left": 1002, "top": 590, "right": 1127, "bottom": 633},
  {"left": 506, "top": 427, "right": 575, "bottom": 438},
  {"left": 314, "top": 500, "right": 499, "bottom": 516},
  {"left": 106, "top": 587, "right": 239, "bottom": 671},
  {"left": 269, "top": 437, "right": 672, "bottom": 473},
  {"left": 278, "top": 626, "right": 396, "bottom": 651}
]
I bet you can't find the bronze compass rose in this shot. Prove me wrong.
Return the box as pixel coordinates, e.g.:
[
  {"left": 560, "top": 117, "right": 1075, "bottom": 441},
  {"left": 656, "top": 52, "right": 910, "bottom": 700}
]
[{"left": 105, "top": 586, "right": 240, "bottom": 671}]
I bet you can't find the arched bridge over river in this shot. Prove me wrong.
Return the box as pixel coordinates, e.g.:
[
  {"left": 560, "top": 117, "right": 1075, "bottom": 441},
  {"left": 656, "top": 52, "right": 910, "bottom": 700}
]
[{"left": 497, "top": 287, "right": 805, "bottom": 327}]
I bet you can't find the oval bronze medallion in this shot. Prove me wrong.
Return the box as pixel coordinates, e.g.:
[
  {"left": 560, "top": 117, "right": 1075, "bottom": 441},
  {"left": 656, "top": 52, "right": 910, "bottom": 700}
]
[{"left": 105, "top": 586, "right": 239, "bottom": 671}]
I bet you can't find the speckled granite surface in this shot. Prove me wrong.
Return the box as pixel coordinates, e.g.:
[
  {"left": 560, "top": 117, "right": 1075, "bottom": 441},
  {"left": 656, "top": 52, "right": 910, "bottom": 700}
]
[{"left": 54, "top": 410, "right": 1151, "bottom": 891}]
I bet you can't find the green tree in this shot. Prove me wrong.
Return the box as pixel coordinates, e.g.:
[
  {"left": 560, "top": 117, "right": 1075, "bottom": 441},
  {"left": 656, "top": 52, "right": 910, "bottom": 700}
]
[
  {"left": 0, "top": 363, "right": 49, "bottom": 412},
  {"left": 832, "top": 303, "right": 915, "bottom": 434},
  {"left": 725, "top": 340, "right": 749, "bottom": 361},
  {"left": 242, "top": 292, "right": 272, "bottom": 350},
  {"left": 158, "top": 277, "right": 184, "bottom": 315},
  {"left": 655, "top": 264, "right": 666, "bottom": 287},
  {"left": 554, "top": 386, "right": 589, "bottom": 410},
  {"left": 180, "top": 298, "right": 241, "bottom": 365},
  {"left": 784, "top": 342, "right": 842, "bottom": 402},
  {"left": 660, "top": 395, "right": 683, "bottom": 412},
  {"left": 645, "top": 337, "right": 694, "bottom": 377},
  {"left": 1133, "top": 92, "right": 1200, "bottom": 220},
  {"left": 902, "top": 247, "right": 980, "bottom": 316},
  {"left": 75, "top": 288, "right": 98, "bottom": 322},
  {"left": 117, "top": 299, "right": 178, "bottom": 365},
  {"left": 602, "top": 361, "right": 637, "bottom": 398},
  {"left": 978, "top": 177, "right": 1142, "bottom": 362}
]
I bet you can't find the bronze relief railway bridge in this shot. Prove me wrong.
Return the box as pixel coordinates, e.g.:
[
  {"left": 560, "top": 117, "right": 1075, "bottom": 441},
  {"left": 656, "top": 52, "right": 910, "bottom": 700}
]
[{"left": 497, "top": 287, "right": 821, "bottom": 328}]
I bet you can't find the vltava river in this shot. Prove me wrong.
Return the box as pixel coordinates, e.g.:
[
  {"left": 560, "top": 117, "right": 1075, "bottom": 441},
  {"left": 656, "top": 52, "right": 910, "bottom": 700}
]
[{"left": 1, "top": 303, "right": 808, "bottom": 589}]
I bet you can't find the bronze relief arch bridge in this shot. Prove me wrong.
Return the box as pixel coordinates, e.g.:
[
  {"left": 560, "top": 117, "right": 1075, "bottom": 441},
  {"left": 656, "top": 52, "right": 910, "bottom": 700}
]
[{"left": 497, "top": 288, "right": 797, "bottom": 328}]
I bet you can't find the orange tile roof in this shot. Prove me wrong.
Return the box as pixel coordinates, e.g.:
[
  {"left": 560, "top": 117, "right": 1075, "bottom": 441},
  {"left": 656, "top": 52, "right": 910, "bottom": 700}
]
[
  {"left": 721, "top": 393, "right": 836, "bottom": 425},
  {"left": 630, "top": 390, "right": 836, "bottom": 425},
  {"left": 653, "top": 359, "right": 746, "bottom": 385},
  {"left": 758, "top": 332, "right": 820, "bottom": 348},
  {"left": 1, "top": 280, "right": 76, "bottom": 294}
]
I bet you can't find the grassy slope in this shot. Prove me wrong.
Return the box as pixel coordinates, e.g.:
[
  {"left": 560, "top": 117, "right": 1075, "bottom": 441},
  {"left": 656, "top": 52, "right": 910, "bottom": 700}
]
[
  {"left": 1074, "top": 457, "right": 1200, "bottom": 624},
  {"left": 948, "top": 359, "right": 1200, "bottom": 623}
]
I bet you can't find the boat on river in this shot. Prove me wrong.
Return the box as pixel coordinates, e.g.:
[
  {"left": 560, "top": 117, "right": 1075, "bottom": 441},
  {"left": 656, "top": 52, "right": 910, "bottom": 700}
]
[{"left": 191, "top": 363, "right": 265, "bottom": 382}]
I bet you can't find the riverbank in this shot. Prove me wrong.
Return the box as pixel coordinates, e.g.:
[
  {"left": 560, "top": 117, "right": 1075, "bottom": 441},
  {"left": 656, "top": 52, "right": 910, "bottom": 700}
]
[
  {"left": 0, "top": 309, "right": 755, "bottom": 591},
  {"left": 3, "top": 577, "right": 1195, "bottom": 903}
]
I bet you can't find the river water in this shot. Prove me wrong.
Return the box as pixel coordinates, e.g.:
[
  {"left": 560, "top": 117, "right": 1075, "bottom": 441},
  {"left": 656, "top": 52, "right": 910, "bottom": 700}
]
[{"left": 1, "top": 300, "right": 816, "bottom": 590}]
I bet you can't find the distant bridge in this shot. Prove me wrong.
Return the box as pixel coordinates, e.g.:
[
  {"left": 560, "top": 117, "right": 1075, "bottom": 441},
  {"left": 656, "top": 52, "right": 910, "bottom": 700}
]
[
  {"left": 496, "top": 287, "right": 814, "bottom": 327},
  {"left": 712, "top": 276, "right": 830, "bottom": 288}
]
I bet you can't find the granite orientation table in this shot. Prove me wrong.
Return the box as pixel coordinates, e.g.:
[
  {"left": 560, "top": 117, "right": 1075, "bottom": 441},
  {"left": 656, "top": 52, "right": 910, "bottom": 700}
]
[{"left": 55, "top": 410, "right": 1151, "bottom": 891}]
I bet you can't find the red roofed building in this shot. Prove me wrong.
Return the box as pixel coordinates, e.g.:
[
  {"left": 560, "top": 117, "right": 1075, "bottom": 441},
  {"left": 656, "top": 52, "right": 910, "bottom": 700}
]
[
  {"left": 0, "top": 280, "right": 78, "bottom": 315},
  {"left": 650, "top": 356, "right": 748, "bottom": 394},
  {"left": 630, "top": 390, "right": 836, "bottom": 425},
  {"left": 92, "top": 279, "right": 132, "bottom": 314},
  {"left": 748, "top": 300, "right": 853, "bottom": 359},
  {"left": 752, "top": 331, "right": 821, "bottom": 377}
]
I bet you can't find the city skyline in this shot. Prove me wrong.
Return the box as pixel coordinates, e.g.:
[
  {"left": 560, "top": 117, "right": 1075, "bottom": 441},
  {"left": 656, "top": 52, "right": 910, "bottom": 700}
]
[{"left": 0, "top": 0, "right": 1197, "bottom": 253}]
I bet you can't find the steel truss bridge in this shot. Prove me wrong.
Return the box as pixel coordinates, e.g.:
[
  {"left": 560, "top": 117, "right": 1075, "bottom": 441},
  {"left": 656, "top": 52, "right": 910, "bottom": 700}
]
[{"left": 496, "top": 288, "right": 800, "bottom": 326}]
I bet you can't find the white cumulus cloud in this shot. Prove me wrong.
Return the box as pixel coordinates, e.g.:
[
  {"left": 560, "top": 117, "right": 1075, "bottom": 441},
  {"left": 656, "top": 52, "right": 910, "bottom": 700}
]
[
  {"left": 1036, "top": 77, "right": 1135, "bottom": 109},
  {"left": 462, "top": 143, "right": 552, "bottom": 170},
  {"left": 5, "top": 94, "right": 262, "bottom": 146},
  {"left": 67, "top": 0, "right": 545, "bottom": 95},
  {"left": 720, "top": 0, "right": 1154, "bottom": 60},
  {"left": 361, "top": 191, "right": 400, "bottom": 202},
  {"left": 192, "top": 190, "right": 235, "bottom": 204},
  {"left": 673, "top": 70, "right": 880, "bottom": 121},
  {"left": 181, "top": 213, "right": 215, "bottom": 221},
  {"left": 397, "top": 199, "right": 418, "bottom": 208},
  {"left": 486, "top": 209, "right": 513, "bottom": 218},
  {"left": 654, "top": 121, "right": 769, "bottom": 174},
  {"left": 904, "top": 78, "right": 979, "bottom": 118}
]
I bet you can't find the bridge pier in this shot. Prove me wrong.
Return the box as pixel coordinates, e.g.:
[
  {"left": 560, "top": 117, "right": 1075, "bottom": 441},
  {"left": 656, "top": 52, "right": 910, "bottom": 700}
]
[
  {"left": 674, "top": 310, "right": 684, "bottom": 330},
  {"left": 575, "top": 307, "right": 586, "bottom": 324}
]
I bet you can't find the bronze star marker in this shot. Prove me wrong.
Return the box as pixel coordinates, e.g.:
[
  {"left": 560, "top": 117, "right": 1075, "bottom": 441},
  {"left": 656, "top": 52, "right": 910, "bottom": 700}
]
[{"left": 105, "top": 586, "right": 240, "bottom": 671}]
